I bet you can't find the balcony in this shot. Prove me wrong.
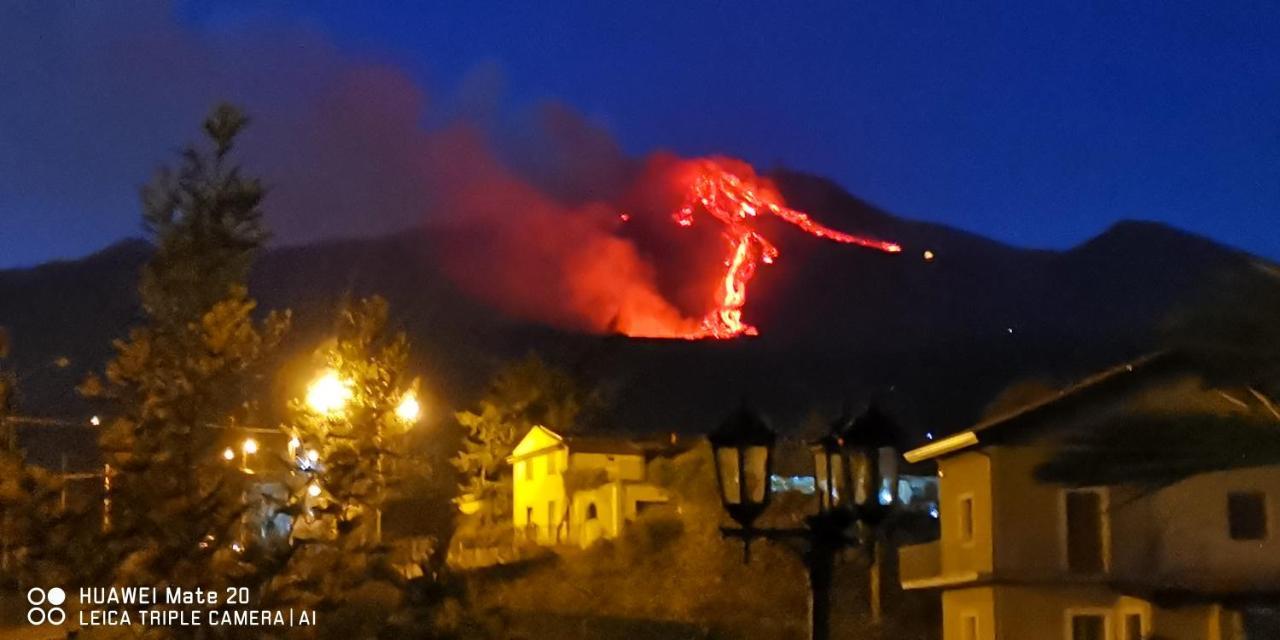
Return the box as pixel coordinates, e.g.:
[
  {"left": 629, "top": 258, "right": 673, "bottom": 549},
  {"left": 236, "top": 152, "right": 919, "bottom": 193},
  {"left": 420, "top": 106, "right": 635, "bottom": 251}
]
[{"left": 898, "top": 541, "right": 941, "bottom": 589}]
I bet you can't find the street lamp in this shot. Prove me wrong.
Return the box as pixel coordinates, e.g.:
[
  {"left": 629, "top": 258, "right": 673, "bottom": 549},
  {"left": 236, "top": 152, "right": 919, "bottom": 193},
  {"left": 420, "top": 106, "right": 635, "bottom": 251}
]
[
  {"left": 241, "top": 437, "right": 258, "bottom": 472},
  {"left": 846, "top": 403, "right": 901, "bottom": 520},
  {"left": 394, "top": 390, "right": 421, "bottom": 424},
  {"left": 711, "top": 403, "right": 903, "bottom": 640},
  {"left": 708, "top": 405, "right": 776, "bottom": 534},
  {"left": 305, "top": 369, "right": 351, "bottom": 416}
]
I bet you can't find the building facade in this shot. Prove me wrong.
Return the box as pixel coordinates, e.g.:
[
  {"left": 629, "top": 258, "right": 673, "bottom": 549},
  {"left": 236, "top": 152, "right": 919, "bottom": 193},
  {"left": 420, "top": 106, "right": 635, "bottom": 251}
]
[
  {"left": 899, "top": 354, "right": 1280, "bottom": 640},
  {"left": 509, "top": 426, "right": 671, "bottom": 548}
]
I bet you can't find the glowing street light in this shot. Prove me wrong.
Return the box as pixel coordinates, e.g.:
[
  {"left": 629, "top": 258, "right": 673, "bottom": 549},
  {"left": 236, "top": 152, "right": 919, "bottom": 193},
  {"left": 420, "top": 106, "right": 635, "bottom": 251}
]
[
  {"left": 222, "top": 447, "right": 235, "bottom": 462},
  {"left": 306, "top": 370, "right": 352, "bottom": 416},
  {"left": 240, "top": 437, "right": 258, "bottom": 472},
  {"left": 395, "top": 391, "right": 421, "bottom": 424}
]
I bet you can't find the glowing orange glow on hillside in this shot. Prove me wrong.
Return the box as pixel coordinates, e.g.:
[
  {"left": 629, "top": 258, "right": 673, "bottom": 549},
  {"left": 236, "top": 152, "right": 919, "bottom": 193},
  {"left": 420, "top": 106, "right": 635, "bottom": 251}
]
[{"left": 658, "top": 158, "right": 901, "bottom": 339}]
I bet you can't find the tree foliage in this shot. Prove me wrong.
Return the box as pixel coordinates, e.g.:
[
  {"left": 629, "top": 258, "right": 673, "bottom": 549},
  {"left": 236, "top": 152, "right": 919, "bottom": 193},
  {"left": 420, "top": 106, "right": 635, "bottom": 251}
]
[
  {"left": 266, "top": 295, "right": 431, "bottom": 638},
  {"left": 451, "top": 354, "right": 595, "bottom": 525},
  {"left": 84, "top": 104, "right": 290, "bottom": 591},
  {"left": 1036, "top": 391, "right": 1280, "bottom": 488},
  {"left": 1035, "top": 267, "right": 1280, "bottom": 489}
]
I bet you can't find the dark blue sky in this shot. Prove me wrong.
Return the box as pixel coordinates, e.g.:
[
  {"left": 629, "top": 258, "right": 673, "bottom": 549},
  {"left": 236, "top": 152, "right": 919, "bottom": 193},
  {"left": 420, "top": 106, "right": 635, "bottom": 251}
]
[{"left": 2, "top": 1, "right": 1278, "bottom": 267}]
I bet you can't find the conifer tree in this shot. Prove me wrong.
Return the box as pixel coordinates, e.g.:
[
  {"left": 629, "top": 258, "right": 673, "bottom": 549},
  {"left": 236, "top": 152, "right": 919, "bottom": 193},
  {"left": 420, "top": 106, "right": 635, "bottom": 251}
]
[
  {"left": 85, "top": 104, "right": 290, "bottom": 591},
  {"left": 267, "top": 296, "right": 426, "bottom": 636}
]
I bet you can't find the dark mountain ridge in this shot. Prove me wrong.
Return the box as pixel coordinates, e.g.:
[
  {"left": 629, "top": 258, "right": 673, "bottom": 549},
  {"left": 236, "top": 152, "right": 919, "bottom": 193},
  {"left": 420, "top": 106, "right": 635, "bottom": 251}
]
[{"left": 2, "top": 172, "right": 1274, "bottom": 469}]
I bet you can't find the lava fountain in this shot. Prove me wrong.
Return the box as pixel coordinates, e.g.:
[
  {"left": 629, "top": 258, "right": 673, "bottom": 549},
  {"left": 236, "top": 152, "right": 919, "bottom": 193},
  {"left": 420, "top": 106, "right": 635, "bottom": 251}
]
[{"left": 646, "top": 158, "right": 901, "bottom": 339}]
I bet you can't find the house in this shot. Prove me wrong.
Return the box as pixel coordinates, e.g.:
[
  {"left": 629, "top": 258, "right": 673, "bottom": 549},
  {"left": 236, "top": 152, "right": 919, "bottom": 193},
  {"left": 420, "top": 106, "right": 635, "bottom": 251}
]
[
  {"left": 898, "top": 352, "right": 1280, "bottom": 640},
  {"left": 509, "top": 425, "right": 673, "bottom": 548}
]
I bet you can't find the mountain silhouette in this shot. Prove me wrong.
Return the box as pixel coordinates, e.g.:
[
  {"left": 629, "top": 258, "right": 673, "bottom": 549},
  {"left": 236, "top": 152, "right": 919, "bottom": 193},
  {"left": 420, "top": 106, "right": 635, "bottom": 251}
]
[{"left": 2, "top": 172, "right": 1275, "bottom": 468}]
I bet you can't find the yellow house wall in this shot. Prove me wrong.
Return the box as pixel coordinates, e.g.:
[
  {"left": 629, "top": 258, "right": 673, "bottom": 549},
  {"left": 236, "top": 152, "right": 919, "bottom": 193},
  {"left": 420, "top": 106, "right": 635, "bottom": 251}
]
[
  {"left": 941, "top": 587, "right": 995, "bottom": 640},
  {"left": 987, "top": 444, "right": 1117, "bottom": 578},
  {"left": 568, "top": 483, "right": 621, "bottom": 545},
  {"left": 568, "top": 451, "right": 645, "bottom": 481},
  {"left": 988, "top": 585, "right": 1149, "bottom": 639},
  {"left": 1147, "top": 466, "right": 1280, "bottom": 589},
  {"left": 942, "top": 582, "right": 1234, "bottom": 640},
  {"left": 938, "top": 451, "right": 994, "bottom": 578},
  {"left": 512, "top": 448, "right": 568, "bottom": 544}
]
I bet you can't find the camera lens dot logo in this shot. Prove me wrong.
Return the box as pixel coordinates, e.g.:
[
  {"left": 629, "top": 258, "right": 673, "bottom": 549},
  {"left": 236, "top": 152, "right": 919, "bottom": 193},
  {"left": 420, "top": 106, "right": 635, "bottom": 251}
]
[{"left": 26, "top": 587, "right": 66, "bottom": 626}]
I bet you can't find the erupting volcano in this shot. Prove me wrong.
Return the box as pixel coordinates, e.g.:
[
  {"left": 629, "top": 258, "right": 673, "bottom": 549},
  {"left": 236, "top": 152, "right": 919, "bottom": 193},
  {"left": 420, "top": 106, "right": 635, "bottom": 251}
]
[
  {"left": 433, "top": 147, "right": 900, "bottom": 342},
  {"left": 656, "top": 158, "right": 902, "bottom": 339}
]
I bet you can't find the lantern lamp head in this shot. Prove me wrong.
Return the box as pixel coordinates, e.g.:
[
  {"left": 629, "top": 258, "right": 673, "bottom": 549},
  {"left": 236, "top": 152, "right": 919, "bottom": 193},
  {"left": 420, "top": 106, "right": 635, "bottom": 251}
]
[
  {"left": 709, "top": 404, "right": 776, "bottom": 530},
  {"left": 840, "top": 401, "right": 904, "bottom": 510},
  {"left": 810, "top": 428, "right": 855, "bottom": 515}
]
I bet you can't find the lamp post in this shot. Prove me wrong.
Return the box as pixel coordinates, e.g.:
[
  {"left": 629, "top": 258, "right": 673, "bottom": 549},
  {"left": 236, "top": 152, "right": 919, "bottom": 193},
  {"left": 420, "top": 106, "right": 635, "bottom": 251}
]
[{"left": 710, "top": 403, "right": 902, "bottom": 640}]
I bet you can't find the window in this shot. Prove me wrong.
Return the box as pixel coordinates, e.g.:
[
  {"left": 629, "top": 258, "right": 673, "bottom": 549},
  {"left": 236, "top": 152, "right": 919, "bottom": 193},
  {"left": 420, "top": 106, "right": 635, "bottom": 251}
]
[
  {"left": 1228, "top": 491, "right": 1267, "bottom": 540},
  {"left": 960, "top": 612, "right": 978, "bottom": 640},
  {"left": 1122, "top": 613, "right": 1143, "bottom": 640},
  {"left": 523, "top": 460, "right": 534, "bottom": 481},
  {"left": 546, "top": 452, "right": 558, "bottom": 476},
  {"left": 547, "top": 501, "right": 557, "bottom": 536},
  {"left": 1069, "top": 613, "right": 1106, "bottom": 640},
  {"left": 958, "top": 494, "right": 975, "bottom": 543},
  {"left": 525, "top": 506, "right": 533, "bottom": 527},
  {"left": 1065, "top": 489, "right": 1107, "bottom": 574},
  {"left": 586, "top": 503, "right": 598, "bottom": 520}
]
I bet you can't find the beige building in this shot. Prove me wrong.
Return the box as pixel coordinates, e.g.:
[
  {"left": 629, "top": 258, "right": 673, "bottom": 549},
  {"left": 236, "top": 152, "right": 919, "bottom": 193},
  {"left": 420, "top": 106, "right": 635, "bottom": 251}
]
[
  {"left": 899, "top": 353, "right": 1280, "bottom": 640},
  {"left": 509, "top": 426, "right": 672, "bottom": 548}
]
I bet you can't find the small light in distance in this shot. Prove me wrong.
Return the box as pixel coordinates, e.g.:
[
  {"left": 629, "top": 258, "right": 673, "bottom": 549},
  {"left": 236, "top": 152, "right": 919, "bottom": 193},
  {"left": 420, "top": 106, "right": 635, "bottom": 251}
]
[
  {"left": 89, "top": 415, "right": 100, "bottom": 426},
  {"left": 306, "top": 449, "right": 320, "bottom": 463},
  {"left": 307, "top": 483, "right": 322, "bottom": 498},
  {"left": 618, "top": 213, "right": 631, "bottom": 223},
  {"left": 242, "top": 438, "right": 258, "bottom": 454},
  {"left": 923, "top": 249, "right": 935, "bottom": 262},
  {"left": 222, "top": 447, "right": 235, "bottom": 461}
]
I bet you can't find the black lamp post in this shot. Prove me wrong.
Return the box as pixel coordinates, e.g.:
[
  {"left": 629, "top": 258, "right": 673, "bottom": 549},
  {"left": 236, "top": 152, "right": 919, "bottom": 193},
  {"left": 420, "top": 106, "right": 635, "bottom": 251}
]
[{"left": 710, "top": 403, "right": 901, "bottom": 640}]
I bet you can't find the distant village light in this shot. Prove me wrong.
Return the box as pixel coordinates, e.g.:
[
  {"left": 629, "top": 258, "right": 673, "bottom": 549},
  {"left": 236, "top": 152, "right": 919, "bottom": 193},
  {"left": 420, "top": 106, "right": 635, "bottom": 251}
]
[
  {"left": 241, "top": 438, "right": 258, "bottom": 455},
  {"left": 221, "top": 447, "right": 235, "bottom": 461},
  {"left": 89, "top": 415, "right": 100, "bottom": 427}
]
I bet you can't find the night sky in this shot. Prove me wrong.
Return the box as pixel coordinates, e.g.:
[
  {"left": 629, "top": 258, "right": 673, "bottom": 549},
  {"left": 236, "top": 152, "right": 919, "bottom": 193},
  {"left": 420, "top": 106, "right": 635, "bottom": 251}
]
[{"left": 2, "top": 1, "right": 1278, "bottom": 268}]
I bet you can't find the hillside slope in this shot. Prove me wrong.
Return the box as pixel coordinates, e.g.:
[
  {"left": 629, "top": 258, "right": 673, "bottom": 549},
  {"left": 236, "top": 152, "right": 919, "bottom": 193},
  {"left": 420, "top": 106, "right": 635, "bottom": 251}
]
[{"left": 1, "top": 172, "right": 1273, "bottom": 469}]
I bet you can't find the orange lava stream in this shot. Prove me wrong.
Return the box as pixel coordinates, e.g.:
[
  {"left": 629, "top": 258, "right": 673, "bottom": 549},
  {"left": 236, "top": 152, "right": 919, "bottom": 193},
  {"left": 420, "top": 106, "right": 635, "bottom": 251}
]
[{"left": 672, "top": 159, "right": 901, "bottom": 339}]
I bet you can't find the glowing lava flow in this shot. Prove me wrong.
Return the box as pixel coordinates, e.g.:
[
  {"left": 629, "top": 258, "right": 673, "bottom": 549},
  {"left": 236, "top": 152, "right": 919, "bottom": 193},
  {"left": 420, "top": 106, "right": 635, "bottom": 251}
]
[{"left": 673, "top": 159, "right": 901, "bottom": 339}]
